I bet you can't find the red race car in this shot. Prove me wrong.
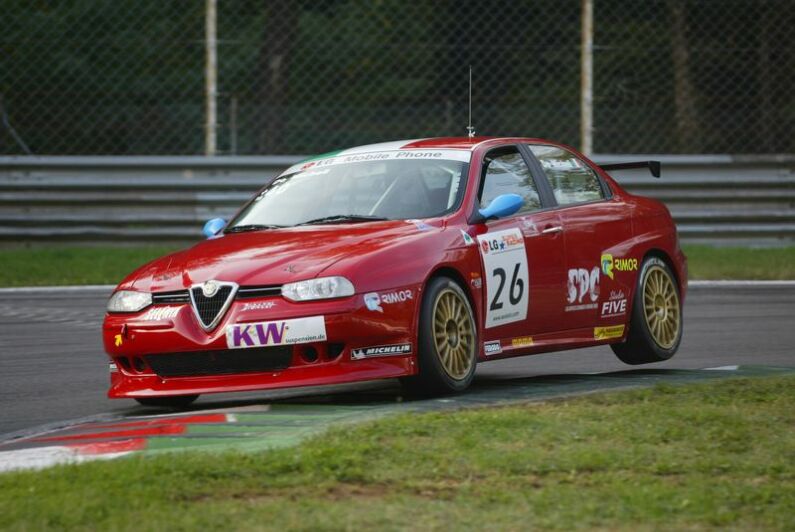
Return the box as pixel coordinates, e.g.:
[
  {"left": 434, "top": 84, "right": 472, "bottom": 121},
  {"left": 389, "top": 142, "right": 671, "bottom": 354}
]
[{"left": 103, "top": 137, "right": 686, "bottom": 407}]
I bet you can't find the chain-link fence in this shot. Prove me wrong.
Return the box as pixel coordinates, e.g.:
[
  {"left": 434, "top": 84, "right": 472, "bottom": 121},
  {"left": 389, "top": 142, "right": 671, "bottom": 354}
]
[{"left": 1, "top": 0, "right": 793, "bottom": 156}]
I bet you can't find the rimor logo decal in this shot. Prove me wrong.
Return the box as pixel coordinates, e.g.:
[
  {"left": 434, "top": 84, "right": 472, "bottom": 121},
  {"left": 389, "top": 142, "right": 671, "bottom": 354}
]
[
  {"left": 594, "top": 325, "right": 625, "bottom": 340},
  {"left": 460, "top": 229, "right": 475, "bottom": 246},
  {"left": 364, "top": 290, "right": 413, "bottom": 312},
  {"left": 566, "top": 267, "right": 600, "bottom": 312},
  {"left": 511, "top": 336, "right": 533, "bottom": 348},
  {"left": 241, "top": 301, "right": 276, "bottom": 312},
  {"left": 601, "top": 254, "right": 614, "bottom": 279},
  {"left": 351, "top": 344, "right": 412, "bottom": 360},
  {"left": 364, "top": 293, "right": 383, "bottom": 312},
  {"left": 140, "top": 306, "right": 180, "bottom": 321},
  {"left": 484, "top": 341, "right": 502, "bottom": 355},
  {"left": 602, "top": 253, "right": 638, "bottom": 279},
  {"left": 600, "top": 290, "right": 627, "bottom": 318},
  {"left": 226, "top": 316, "right": 326, "bottom": 349}
]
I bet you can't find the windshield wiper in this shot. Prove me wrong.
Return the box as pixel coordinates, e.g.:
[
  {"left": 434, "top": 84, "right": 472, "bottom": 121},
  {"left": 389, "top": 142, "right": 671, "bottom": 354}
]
[
  {"left": 225, "top": 224, "right": 286, "bottom": 233},
  {"left": 298, "top": 214, "right": 389, "bottom": 226}
]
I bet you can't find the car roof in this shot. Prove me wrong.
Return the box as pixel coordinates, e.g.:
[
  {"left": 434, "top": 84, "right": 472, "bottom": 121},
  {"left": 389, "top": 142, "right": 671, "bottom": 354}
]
[{"left": 332, "top": 136, "right": 553, "bottom": 154}]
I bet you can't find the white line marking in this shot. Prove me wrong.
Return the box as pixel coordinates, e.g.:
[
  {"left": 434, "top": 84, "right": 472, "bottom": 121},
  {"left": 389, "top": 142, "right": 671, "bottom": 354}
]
[
  {"left": 0, "top": 284, "right": 115, "bottom": 293},
  {"left": 703, "top": 365, "right": 740, "bottom": 371},
  {"left": 0, "top": 446, "right": 132, "bottom": 473},
  {"left": 689, "top": 280, "right": 795, "bottom": 287}
]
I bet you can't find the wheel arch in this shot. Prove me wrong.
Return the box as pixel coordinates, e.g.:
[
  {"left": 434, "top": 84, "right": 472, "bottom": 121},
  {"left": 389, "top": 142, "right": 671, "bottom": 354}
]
[
  {"left": 424, "top": 265, "right": 480, "bottom": 327},
  {"left": 643, "top": 248, "right": 683, "bottom": 295}
]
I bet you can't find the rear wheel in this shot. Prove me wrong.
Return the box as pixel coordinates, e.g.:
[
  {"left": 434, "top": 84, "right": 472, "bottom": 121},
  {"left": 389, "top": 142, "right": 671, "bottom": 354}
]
[
  {"left": 401, "top": 276, "right": 477, "bottom": 395},
  {"left": 612, "top": 256, "right": 683, "bottom": 364},
  {"left": 134, "top": 395, "right": 199, "bottom": 408}
]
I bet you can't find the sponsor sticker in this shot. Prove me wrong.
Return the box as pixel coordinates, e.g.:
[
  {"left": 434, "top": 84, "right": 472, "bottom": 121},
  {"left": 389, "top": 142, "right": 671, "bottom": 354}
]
[
  {"left": 351, "top": 343, "right": 412, "bottom": 360},
  {"left": 281, "top": 149, "right": 473, "bottom": 176},
  {"left": 363, "top": 290, "right": 413, "bottom": 312},
  {"left": 477, "top": 228, "right": 530, "bottom": 328},
  {"left": 241, "top": 301, "right": 277, "bottom": 312},
  {"left": 484, "top": 340, "right": 502, "bottom": 355},
  {"left": 460, "top": 229, "right": 475, "bottom": 246},
  {"left": 114, "top": 334, "right": 123, "bottom": 347},
  {"left": 594, "top": 325, "right": 625, "bottom": 340},
  {"left": 140, "top": 306, "right": 180, "bottom": 321},
  {"left": 407, "top": 219, "right": 432, "bottom": 231},
  {"left": 109, "top": 361, "right": 118, "bottom": 373},
  {"left": 601, "top": 253, "right": 638, "bottom": 279},
  {"left": 566, "top": 267, "right": 600, "bottom": 312},
  {"left": 470, "top": 272, "right": 482, "bottom": 289},
  {"left": 600, "top": 290, "right": 627, "bottom": 318},
  {"left": 226, "top": 316, "right": 327, "bottom": 349},
  {"left": 511, "top": 336, "right": 534, "bottom": 348}
]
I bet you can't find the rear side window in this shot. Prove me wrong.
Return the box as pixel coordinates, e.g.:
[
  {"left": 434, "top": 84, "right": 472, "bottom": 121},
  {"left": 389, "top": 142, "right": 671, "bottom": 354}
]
[
  {"left": 528, "top": 145, "right": 605, "bottom": 206},
  {"left": 479, "top": 146, "right": 541, "bottom": 214}
]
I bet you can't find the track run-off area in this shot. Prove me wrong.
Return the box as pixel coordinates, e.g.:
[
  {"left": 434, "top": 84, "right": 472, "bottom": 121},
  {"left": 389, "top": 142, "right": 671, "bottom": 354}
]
[{"left": 1, "top": 282, "right": 793, "bottom": 471}]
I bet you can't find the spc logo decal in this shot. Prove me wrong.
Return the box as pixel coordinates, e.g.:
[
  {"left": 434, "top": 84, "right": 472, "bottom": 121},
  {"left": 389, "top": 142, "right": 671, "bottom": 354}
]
[
  {"left": 226, "top": 316, "right": 326, "bottom": 349},
  {"left": 566, "top": 267, "right": 600, "bottom": 312},
  {"left": 351, "top": 343, "right": 412, "bottom": 360},
  {"left": 477, "top": 228, "right": 529, "bottom": 329}
]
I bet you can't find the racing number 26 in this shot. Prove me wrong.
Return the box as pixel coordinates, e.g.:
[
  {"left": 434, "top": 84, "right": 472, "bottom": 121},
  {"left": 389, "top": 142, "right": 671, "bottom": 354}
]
[{"left": 489, "top": 263, "right": 524, "bottom": 311}]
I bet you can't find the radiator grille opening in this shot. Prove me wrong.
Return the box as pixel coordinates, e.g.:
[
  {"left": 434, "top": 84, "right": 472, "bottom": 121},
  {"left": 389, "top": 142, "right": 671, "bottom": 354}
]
[
  {"left": 190, "top": 284, "right": 235, "bottom": 329},
  {"left": 144, "top": 347, "right": 292, "bottom": 377}
]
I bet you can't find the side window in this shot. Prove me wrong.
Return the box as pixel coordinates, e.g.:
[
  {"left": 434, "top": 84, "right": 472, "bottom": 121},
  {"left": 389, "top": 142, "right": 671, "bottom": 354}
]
[
  {"left": 527, "top": 145, "right": 605, "bottom": 205},
  {"left": 479, "top": 147, "right": 541, "bottom": 214}
]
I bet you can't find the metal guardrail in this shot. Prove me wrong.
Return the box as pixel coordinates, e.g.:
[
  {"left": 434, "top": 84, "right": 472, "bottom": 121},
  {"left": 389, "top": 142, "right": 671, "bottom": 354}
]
[{"left": 1, "top": 155, "right": 793, "bottom": 245}]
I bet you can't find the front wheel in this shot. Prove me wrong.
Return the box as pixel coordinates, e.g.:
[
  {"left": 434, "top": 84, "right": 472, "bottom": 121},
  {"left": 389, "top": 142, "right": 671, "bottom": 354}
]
[
  {"left": 134, "top": 395, "right": 199, "bottom": 408},
  {"left": 612, "top": 256, "right": 683, "bottom": 364},
  {"left": 401, "top": 276, "right": 477, "bottom": 395}
]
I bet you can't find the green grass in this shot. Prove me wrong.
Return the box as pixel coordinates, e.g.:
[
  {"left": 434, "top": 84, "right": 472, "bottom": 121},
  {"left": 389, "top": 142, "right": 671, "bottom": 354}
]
[
  {"left": 0, "top": 244, "right": 794, "bottom": 286},
  {"left": 0, "top": 246, "right": 179, "bottom": 286},
  {"left": 1, "top": 376, "right": 793, "bottom": 531},
  {"left": 684, "top": 245, "right": 795, "bottom": 280}
]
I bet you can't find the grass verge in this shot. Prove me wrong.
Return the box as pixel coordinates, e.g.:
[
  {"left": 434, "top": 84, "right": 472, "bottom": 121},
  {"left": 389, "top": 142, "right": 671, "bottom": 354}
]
[
  {"left": 1, "top": 244, "right": 794, "bottom": 286},
  {"left": 1, "top": 375, "right": 793, "bottom": 530}
]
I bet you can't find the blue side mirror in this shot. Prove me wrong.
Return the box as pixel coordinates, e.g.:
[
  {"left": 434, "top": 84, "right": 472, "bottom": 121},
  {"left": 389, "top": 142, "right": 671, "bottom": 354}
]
[
  {"left": 202, "top": 218, "right": 227, "bottom": 238},
  {"left": 478, "top": 194, "right": 524, "bottom": 220}
]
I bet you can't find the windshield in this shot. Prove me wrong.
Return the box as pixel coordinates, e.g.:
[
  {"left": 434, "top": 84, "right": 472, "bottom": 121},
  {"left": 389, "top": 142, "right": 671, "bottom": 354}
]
[{"left": 226, "top": 154, "right": 469, "bottom": 230}]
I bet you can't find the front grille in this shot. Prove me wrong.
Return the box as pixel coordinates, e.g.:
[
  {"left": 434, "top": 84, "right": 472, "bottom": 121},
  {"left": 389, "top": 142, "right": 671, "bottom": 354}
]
[
  {"left": 237, "top": 285, "right": 281, "bottom": 299},
  {"left": 152, "top": 290, "right": 190, "bottom": 304},
  {"left": 144, "top": 347, "right": 292, "bottom": 377},
  {"left": 190, "top": 284, "right": 236, "bottom": 329}
]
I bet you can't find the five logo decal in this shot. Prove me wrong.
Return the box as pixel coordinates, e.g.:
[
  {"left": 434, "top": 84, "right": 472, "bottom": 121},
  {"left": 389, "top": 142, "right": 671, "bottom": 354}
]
[{"left": 351, "top": 344, "right": 412, "bottom": 359}]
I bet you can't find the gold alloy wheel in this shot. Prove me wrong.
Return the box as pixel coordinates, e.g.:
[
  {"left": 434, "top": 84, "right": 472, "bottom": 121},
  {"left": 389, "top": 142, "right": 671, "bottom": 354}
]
[
  {"left": 642, "top": 265, "right": 681, "bottom": 350},
  {"left": 432, "top": 288, "right": 475, "bottom": 380}
]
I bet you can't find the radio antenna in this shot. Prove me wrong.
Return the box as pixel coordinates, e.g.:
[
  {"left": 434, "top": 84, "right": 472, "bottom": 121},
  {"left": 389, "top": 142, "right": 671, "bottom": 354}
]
[{"left": 466, "top": 66, "right": 475, "bottom": 138}]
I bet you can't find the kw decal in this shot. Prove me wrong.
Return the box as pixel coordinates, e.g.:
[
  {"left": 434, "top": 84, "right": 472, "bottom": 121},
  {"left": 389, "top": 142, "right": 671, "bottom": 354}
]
[
  {"left": 594, "top": 325, "right": 625, "bottom": 340},
  {"left": 226, "top": 316, "right": 326, "bottom": 349}
]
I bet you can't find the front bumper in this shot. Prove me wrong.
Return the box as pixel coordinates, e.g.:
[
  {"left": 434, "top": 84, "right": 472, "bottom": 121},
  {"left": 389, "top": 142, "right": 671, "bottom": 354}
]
[{"left": 102, "top": 287, "right": 419, "bottom": 398}]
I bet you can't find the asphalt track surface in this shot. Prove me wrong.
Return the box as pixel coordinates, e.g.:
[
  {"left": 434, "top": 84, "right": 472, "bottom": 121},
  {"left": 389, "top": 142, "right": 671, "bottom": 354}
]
[{"left": 1, "top": 284, "right": 793, "bottom": 438}]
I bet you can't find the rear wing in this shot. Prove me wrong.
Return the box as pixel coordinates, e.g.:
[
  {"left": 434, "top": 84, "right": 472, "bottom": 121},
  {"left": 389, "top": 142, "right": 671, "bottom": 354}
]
[{"left": 599, "top": 161, "right": 661, "bottom": 178}]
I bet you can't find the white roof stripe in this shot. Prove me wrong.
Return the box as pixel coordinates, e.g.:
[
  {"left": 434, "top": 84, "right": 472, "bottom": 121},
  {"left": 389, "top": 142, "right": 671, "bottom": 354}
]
[{"left": 336, "top": 139, "right": 427, "bottom": 155}]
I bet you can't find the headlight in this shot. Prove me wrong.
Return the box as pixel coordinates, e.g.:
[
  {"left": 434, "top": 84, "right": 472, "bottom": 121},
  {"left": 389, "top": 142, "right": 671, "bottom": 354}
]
[
  {"left": 282, "top": 276, "right": 355, "bottom": 302},
  {"left": 107, "top": 290, "right": 152, "bottom": 313}
]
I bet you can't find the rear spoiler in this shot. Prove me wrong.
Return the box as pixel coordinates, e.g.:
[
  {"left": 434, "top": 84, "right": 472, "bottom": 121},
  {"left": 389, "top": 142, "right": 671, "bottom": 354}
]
[{"left": 599, "top": 161, "right": 661, "bottom": 178}]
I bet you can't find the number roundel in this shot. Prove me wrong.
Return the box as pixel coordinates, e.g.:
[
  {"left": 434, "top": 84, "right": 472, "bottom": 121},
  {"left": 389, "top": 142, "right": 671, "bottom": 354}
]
[{"left": 477, "top": 228, "right": 529, "bottom": 328}]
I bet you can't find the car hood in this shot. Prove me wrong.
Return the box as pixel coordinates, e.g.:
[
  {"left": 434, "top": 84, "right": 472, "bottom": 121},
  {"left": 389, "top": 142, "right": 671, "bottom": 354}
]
[{"left": 126, "top": 221, "right": 438, "bottom": 292}]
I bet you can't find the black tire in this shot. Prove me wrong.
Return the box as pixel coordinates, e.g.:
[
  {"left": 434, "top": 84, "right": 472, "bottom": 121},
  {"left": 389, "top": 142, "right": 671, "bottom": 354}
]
[
  {"left": 612, "top": 256, "right": 683, "bottom": 365},
  {"left": 134, "top": 395, "right": 199, "bottom": 408},
  {"left": 400, "top": 276, "right": 477, "bottom": 396}
]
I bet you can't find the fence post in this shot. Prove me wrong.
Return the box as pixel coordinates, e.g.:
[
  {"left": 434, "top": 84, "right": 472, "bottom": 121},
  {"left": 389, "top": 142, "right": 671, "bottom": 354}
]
[
  {"left": 580, "top": 0, "right": 594, "bottom": 156},
  {"left": 204, "top": 0, "right": 218, "bottom": 156}
]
